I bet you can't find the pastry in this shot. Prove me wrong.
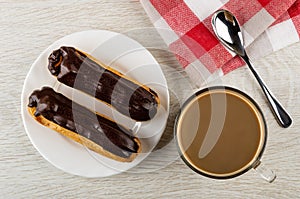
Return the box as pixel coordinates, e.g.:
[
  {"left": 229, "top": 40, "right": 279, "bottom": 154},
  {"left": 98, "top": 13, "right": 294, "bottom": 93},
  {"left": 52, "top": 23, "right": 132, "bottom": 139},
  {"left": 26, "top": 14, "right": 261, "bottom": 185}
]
[
  {"left": 48, "top": 46, "right": 159, "bottom": 121},
  {"left": 28, "top": 87, "right": 141, "bottom": 162}
]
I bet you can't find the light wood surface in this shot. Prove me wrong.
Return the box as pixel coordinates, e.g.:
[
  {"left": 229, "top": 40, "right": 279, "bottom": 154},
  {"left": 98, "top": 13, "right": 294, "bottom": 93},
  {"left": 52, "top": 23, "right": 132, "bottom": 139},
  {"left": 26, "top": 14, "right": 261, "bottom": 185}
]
[{"left": 1, "top": 0, "right": 299, "bottom": 198}]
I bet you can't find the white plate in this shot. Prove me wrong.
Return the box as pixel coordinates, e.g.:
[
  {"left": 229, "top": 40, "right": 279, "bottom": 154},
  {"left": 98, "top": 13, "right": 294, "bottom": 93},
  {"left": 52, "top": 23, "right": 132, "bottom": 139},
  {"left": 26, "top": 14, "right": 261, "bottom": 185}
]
[{"left": 21, "top": 30, "right": 169, "bottom": 177}]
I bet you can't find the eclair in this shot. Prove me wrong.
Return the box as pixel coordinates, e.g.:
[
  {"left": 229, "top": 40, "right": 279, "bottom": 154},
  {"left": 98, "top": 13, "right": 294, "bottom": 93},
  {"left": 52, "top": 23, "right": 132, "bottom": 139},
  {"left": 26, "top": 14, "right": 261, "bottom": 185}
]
[
  {"left": 47, "top": 46, "right": 160, "bottom": 121},
  {"left": 28, "top": 87, "right": 141, "bottom": 162}
]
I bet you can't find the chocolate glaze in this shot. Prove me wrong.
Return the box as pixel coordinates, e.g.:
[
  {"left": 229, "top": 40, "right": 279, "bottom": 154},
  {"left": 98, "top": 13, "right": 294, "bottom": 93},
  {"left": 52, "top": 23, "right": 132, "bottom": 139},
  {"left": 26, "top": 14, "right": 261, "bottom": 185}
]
[
  {"left": 48, "top": 46, "right": 158, "bottom": 121},
  {"left": 28, "top": 87, "right": 140, "bottom": 158}
]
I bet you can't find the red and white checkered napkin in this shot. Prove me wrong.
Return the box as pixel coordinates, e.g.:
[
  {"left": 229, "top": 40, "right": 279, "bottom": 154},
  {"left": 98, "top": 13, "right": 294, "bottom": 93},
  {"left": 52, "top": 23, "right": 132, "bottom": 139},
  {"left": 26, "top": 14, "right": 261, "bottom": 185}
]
[{"left": 141, "top": 0, "right": 300, "bottom": 86}]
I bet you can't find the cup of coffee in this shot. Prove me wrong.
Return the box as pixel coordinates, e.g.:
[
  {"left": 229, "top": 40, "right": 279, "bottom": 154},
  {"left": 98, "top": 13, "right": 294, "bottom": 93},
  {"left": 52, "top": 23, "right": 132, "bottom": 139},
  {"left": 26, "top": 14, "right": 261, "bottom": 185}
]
[{"left": 174, "top": 86, "right": 276, "bottom": 182}]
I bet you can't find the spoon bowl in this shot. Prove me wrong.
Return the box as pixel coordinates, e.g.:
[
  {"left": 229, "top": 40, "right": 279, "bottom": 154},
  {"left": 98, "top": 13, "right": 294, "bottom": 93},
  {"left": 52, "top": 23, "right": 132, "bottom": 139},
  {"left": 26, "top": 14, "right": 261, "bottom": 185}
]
[{"left": 212, "top": 10, "right": 245, "bottom": 56}]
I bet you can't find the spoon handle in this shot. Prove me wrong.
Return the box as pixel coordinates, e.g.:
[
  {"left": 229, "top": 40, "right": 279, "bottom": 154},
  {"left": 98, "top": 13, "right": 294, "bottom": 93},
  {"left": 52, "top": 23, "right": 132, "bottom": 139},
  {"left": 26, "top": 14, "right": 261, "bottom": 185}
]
[{"left": 242, "top": 54, "right": 292, "bottom": 128}]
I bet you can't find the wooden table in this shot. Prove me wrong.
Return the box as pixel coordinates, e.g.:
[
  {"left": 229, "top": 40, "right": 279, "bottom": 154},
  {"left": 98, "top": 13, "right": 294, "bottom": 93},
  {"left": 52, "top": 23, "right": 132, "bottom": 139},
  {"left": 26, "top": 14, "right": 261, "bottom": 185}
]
[{"left": 1, "top": 1, "right": 299, "bottom": 198}]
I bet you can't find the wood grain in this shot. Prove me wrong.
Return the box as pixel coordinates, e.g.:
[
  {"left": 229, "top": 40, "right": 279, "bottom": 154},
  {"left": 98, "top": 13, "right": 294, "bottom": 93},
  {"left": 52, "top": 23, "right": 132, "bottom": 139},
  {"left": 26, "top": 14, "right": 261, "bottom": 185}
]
[{"left": 0, "top": 0, "right": 299, "bottom": 198}]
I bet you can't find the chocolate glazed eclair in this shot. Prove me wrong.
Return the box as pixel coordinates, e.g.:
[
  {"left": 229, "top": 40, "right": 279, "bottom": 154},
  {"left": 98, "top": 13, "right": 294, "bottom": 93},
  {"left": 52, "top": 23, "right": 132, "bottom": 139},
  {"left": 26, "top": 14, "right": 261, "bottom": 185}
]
[
  {"left": 48, "top": 46, "right": 159, "bottom": 121},
  {"left": 28, "top": 87, "right": 141, "bottom": 162}
]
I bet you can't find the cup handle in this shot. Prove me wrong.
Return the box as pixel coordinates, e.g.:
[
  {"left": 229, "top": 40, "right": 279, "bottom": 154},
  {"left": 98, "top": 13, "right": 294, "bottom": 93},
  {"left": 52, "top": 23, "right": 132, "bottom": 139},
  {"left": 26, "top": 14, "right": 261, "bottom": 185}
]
[{"left": 253, "top": 161, "right": 276, "bottom": 183}]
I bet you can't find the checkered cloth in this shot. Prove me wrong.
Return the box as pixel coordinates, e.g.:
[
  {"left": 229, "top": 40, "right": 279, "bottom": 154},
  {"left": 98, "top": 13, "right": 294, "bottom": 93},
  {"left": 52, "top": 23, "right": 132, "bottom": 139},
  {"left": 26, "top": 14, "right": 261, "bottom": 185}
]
[{"left": 141, "top": 0, "right": 300, "bottom": 86}]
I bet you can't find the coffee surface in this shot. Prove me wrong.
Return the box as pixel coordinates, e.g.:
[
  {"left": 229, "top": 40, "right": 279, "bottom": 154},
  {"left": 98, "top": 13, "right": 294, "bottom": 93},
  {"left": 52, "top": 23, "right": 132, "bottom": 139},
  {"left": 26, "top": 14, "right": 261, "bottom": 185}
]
[{"left": 177, "top": 89, "right": 264, "bottom": 177}]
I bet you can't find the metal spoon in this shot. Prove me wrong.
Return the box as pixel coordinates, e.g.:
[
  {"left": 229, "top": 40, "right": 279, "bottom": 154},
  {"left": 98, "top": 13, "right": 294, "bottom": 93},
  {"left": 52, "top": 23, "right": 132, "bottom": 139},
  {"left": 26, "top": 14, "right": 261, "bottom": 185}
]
[{"left": 212, "top": 9, "right": 292, "bottom": 128}]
